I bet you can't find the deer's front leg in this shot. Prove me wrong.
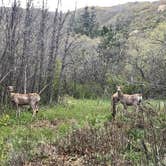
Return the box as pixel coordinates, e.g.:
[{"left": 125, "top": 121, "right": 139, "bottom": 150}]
[
  {"left": 30, "top": 102, "right": 36, "bottom": 117},
  {"left": 112, "top": 103, "right": 116, "bottom": 118},
  {"left": 134, "top": 103, "right": 139, "bottom": 112},
  {"left": 15, "top": 103, "right": 19, "bottom": 117},
  {"left": 35, "top": 102, "right": 39, "bottom": 113},
  {"left": 18, "top": 107, "right": 21, "bottom": 117}
]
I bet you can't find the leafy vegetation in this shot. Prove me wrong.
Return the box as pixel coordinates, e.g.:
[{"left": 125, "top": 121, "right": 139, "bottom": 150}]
[
  {"left": 67, "top": 1, "right": 166, "bottom": 99},
  {"left": 0, "top": 97, "right": 165, "bottom": 165},
  {"left": 0, "top": 97, "right": 110, "bottom": 164}
]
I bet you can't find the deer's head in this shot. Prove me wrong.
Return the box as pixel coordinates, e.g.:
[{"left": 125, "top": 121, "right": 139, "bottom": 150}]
[
  {"left": 116, "top": 86, "right": 121, "bottom": 92},
  {"left": 7, "top": 86, "right": 15, "bottom": 92}
]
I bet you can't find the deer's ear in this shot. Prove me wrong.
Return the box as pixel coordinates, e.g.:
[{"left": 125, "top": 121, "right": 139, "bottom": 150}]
[{"left": 117, "top": 85, "right": 121, "bottom": 88}]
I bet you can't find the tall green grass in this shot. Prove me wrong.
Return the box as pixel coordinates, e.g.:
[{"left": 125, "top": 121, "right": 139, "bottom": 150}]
[
  {"left": 0, "top": 98, "right": 111, "bottom": 164},
  {"left": 0, "top": 97, "right": 165, "bottom": 165}
]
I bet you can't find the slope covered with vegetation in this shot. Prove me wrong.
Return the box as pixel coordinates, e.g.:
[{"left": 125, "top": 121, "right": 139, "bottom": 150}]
[{"left": 70, "top": 0, "right": 166, "bottom": 98}]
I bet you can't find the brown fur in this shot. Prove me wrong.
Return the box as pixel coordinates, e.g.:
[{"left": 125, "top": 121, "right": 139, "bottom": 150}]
[
  {"left": 8, "top": 86, "right": 40, "bottom": 116},
  {"left": 112, "top": 86, "right": 142, "bottom": 118}
]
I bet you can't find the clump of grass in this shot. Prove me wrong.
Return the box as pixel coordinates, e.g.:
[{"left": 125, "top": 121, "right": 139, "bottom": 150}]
[
  {"left": 34, "top": 121, "right": 130, "bottom": 165},
  {"left": 0, "top": 98, "right": 111, "bottom": 164}
]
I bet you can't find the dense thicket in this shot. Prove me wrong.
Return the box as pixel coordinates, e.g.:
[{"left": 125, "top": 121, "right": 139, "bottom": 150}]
[
  {"left": 0, "top": 0, "right": 76, "bottom": 103},
  {"left": 0, "top": 0, "right": 166, "bottom": 105},
  {"left": 68, "top": 1, "right": 166, "bottom": 99}
]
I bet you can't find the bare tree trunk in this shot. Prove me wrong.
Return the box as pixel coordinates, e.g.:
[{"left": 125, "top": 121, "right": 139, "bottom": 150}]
[
  {"left": 46, "top": 2, "right": 69, "bottom": 103},
  {"left": 0, "top": 0, "right": 21, "bottom": 104},
  {"left": 17, "top": 0, "right": 32, "bottom": 92},
  {"left": 1, "top": 0, "right": 20, "bottom": 85},
  {"left": 33, "top": 0, "right": 48, "bottom": 92},
  {"left": 46, "top": 0, "right": 60, "bottom": 103},
  {"left": 24, "top": 65, "right": 27, "bottom": 94},
  {"left": 38, "top": 0, "right": 47, "bottom": 91},
  {"left": 56, "top": 10, "right": 77, "bottom": 101},
  {"left": 57, "top": 33, "right": 74, "bottom": 100}
]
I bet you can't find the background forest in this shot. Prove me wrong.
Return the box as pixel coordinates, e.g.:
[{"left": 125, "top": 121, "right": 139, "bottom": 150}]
[{"left": 0, "top": 0, "right": 166, "bottom": 104}]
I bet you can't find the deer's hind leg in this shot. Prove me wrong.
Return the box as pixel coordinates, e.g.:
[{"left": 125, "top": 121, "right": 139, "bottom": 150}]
[
  {"left": 134, "top": 103, "right": 139, "bottom": 112},
  {"left": 15, "top": 103, "right": 21, "bottom": 117},
  {"left": 121, "top": 103, "right": 128, "bottom": 116},
  {"left": 124, "top": 104, "right": 128, "bottom": 111}
]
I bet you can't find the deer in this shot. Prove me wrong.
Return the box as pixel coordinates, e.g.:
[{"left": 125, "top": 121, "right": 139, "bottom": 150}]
[
  {"left": 112, "top": 86, "right": 142, "bottom": 118},
  {"left": 7, "top": 86, "right": 40, "bottom": 117}
]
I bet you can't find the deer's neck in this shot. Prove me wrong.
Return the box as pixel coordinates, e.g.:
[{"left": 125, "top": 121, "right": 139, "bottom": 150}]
[
  {"left": 117, "top": 91, "right": 123, "bottom": 98},
  {"left": 10, "top": 92, "right": 15, "bottom": 98}
]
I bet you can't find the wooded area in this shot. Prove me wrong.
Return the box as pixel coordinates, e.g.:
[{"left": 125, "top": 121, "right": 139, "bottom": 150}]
[{"left": 0, "top": 0, "right": 166, "bottom": 105}]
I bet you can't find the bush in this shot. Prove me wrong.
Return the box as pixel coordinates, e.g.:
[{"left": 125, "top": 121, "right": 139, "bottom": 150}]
[
  {"left": 55, "top": 122, "right": 130, "bottom": 165},
  {"left": 106, "top": 73, "right": 148, "bottom": 96},
  {"left": 72, "top": 82, "right": 103, "bottom": 99},
  {"left": 0, "top": 114, "right": 10, "bottom": 127}
]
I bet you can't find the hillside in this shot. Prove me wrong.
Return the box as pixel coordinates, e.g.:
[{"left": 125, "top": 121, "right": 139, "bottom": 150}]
[
  {"left": 75, "top": 1, "right": 164, "bottom": 31},
  {"left": 69, "top": 0, "right": 166, "bottom": 98}
]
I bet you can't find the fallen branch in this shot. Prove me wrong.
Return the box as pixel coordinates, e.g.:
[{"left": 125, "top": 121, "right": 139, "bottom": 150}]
[
  {"left": 0, "top": 70, "right": 12, "bottom": 84},
  {"left": 39, "top": 84, "right": 50, "bottom": 95}
]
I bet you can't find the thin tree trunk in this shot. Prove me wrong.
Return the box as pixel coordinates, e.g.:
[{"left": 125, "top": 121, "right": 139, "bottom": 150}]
[
  {"left": 56, "top": 10, "right": 76, "bottom": 101},
  {"left": 24, "top": 65, "right": 27, "bottom": 94},
  {"left": 17, "top": 0, "right": 32, "bottom": 92},
  {"left": 46, "top": 4, "right": 69, "bottom": 103}
]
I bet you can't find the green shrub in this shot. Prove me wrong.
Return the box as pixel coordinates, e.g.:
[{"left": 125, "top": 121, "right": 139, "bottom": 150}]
[
  {"left": 72, "top": 82, "right": 103, "bottom": 99},
  {"left": 0, "top": 138, "right": 10, "bottom": 165},
  {"left": 86, "top": 114, "right": 112, "bottom": 127},
  {"left": 0, "top": 114, "right": 10, "bottom": 127},
  {"left": 106, "top": 73, "right": 148, "bottom": 95}
]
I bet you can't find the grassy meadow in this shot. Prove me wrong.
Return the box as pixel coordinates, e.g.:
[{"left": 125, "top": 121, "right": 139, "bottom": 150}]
[{"left": 0, "top": 97, "right": 165, "bottom": 165}]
